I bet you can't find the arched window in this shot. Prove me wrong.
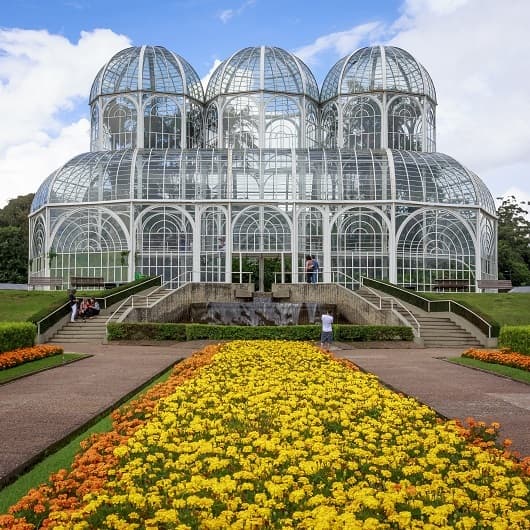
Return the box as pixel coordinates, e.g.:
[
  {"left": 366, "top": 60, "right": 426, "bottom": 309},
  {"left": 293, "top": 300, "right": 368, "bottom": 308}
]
[
  {"left": 343, "top": 96, "right": 381, "bottom": 149},
  {"left": 232, "top": 206, "right": 291, "bottom": 252},
  {"left": 397, "top": 209, "right": 475, "bottom": 291},
  {"left": 222, "top": 96, "right": 259, "bottom": 148},
  {"left": 425, "top": 103, "right": 436, "bottom": 152},
  {"left": 321, "top": 103, "right": 338, "bottom": 148},
  {"left": 102, "top": 97, "right": 137, "bottom": 150},
  {"left": 264, "top": 96, "right": 300, "bottom": 148},
  {"left": 205, "top": 104, "right": 218, "bottom": 148},
  {"left": 90, "top": 105, "right": 99, "bottom": 151},
  {"left": 388, "top": 96, "right": 423, "bottom": 151},
  {"left": 186, "top": 101, "right": 203, "bottom": 148},
  {"left": 305, "top": 101, "right": 318, "bottom": 148},
  {"left": 143, "top": 96, "right": 181, "bottom": 149},
  {"left": 331, "top": 207, "right": 389, "bottom": 282}
]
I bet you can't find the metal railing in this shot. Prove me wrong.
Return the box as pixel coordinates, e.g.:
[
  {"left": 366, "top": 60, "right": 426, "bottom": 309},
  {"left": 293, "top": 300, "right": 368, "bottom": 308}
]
[
  {"left": 361, "top": 277, "right": 497, "bottom": 338},
  {"left": 330, "top": 270, "right": 361, "bottom": 291},
  {"left": 361, "top": 285, "right": 421, "bottom": 337},
  {"left": 35, "top": 302, "right": 71, "bottom": 337}
]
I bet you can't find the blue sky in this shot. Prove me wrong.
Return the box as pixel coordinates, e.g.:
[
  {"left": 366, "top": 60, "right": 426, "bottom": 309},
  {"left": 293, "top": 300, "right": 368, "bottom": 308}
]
[
  {"left": 0, "top": 0, "right": 529, "bottom": 208},
  {"left": 2, "top": 0, "right": 401, "bottom": 83}
]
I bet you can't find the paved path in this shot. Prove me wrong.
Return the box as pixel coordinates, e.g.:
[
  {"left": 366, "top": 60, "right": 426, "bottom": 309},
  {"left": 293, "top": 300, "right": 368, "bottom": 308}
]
[
  {"left": 0, "top": 341, "right": 209, "bottom": 486},
  {"left": 0, "top": 341, "right": 529, "bottom": 489}
]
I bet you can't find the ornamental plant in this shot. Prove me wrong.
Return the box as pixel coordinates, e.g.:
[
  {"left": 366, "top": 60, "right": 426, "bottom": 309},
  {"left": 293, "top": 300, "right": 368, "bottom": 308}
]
[
  {"left": 463, "top": 347, "right": 530, "bottom": 372},
  {"left": 1, "top": 341, "right": 529, "bottom": 529},
  {"left": 0, "top": 345, "right": 63, "bottom": 370}
]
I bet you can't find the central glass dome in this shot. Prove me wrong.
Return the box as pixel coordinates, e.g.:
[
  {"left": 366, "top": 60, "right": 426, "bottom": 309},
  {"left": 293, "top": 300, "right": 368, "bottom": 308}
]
[
  {"left": 205, "top": 46, "right": 319, "bottom": 101},
  {"left": 205, "top": 46, "right": 319, "bottom": 149}
]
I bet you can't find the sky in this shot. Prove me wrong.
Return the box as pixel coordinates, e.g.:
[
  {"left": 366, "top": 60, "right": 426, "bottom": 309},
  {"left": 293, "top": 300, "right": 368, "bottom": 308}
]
[{"left": 0, "top": 0, "right": 529, "bottom": 209}]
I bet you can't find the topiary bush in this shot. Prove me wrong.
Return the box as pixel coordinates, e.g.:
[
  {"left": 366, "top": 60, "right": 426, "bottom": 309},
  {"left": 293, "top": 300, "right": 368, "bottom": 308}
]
[
  {"left": 0, "top": 322, "right": 36, "bottom": 352},
  {"left": 499, "top": 325, "right": 530, "bottom": 356}
]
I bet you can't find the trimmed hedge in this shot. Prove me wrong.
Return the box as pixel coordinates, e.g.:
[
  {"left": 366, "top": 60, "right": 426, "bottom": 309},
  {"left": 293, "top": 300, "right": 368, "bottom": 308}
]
[
  {"left": 335, "top": 324, "right": 413, "bottom": 342},
  {"left": 107, "top": 322, "right": 414, "bottom": 343},
  {"left": 0, "top": 322, "right": 36, "bottom": 353},
  {"left": 107, "top": 322, "right": 186, "bottom": 342},
  {"left": 499, "top": 325, "right": 530, "bottom": 356}
]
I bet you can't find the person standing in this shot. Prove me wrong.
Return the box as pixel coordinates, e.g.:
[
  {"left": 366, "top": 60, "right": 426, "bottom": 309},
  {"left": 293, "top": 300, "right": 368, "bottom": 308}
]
[
  {"left": 305, "top": 255, "right": 313, "bottom": 283},
  {"left": 320, "top": 309, "right": 334, "bottom": 351},
  {"left": 68, "top": 289, "right": 77, "bottom": 322},
  {"left": 311, "top": 255, "right": 319, "bottom": 283}
]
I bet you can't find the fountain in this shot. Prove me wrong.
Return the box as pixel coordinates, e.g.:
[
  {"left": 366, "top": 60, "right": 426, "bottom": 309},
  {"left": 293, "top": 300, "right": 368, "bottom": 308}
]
[{"left": 188, "top": 297, "right": 337, "bottom": 326}]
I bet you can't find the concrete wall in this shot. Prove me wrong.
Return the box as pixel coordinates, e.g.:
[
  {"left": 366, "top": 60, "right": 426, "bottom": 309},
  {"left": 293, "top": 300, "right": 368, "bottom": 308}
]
[{"left": 126, "top": 283, "right": 402, "bottom": 327}]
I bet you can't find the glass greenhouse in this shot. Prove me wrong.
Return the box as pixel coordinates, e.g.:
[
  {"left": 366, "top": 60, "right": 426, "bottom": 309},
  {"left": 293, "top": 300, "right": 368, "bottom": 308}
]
[{"left": 29, "top": 45, "right": 497, "bottom": 291}]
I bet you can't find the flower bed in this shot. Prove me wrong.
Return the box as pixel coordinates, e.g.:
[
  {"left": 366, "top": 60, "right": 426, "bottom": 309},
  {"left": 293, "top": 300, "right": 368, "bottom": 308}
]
[
  {"left": 0, "top": 345, "right": 63, "bottom": 370},
  {"left": 463, "top": 348, "right": 530, "bottom": 372},
  {"left": 1, "top": 341, "right": 529, "bottom": 529}
]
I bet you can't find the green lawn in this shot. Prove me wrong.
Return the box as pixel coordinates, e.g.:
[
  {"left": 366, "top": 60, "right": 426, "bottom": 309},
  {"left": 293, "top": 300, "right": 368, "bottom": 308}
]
[
  {"left": 425, "top": 293, "right": 530, "bottom": 326},
  {"left": 0, "top": 354, "right": 89, "bottom": 384},
  {"left": 449, "top": 356, "right": 530, "bottom": 384},
  {"left": 0, "top": 290, "right": 68, "bottom": 322},
  {"left": 0, "top": 367, "right": 174, "bottom": 513}
]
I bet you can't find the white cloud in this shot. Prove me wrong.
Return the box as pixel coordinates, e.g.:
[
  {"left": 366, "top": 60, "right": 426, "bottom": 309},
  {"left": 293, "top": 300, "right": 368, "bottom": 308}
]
[
  {"left": 389, "top": 0, "right": 530, "bottom": 198},
  {"left": 201, "top": 59, "right": 223, "bottom": 92},
  {"left": 294, "top": 22, "right": 384, "bottom": 65},
  {"left": 217, "top": 0, "right": 256, "bottom": 24},
  {"left": 0, "top": 28, "right": 131, "bottom": 206},
  {"left": 294, "top": 0, "right": 530, "bottom": 201},
  {"left": 0, "top": 119, "right": 90, "bottom": 202}
]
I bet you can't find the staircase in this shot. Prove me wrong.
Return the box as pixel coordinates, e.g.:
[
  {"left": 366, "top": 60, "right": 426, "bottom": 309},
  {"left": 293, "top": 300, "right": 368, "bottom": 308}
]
[
  {"left": 357, "top": 287, "right": 482, "bottom": 348},
  {"left": 48, "top": 287, "right": 173, "bottom": 344}
]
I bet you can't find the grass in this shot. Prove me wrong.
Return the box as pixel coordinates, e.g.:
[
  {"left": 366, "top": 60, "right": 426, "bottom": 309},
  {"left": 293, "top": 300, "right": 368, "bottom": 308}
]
[
  {"left": 449, "top": 356, "right": 530, "bottom": 384},
  {"left": 0, "top": 290, "right": 68, "bottom": 322},
  {"left": 0, "top": 366, "right": 174, "bottom": 513},
  {"left": 0, "top": 354, "right": 89, "bottom": 384},
  {"left": 425, "top": 293, "right": 530, "bottom": 326}
]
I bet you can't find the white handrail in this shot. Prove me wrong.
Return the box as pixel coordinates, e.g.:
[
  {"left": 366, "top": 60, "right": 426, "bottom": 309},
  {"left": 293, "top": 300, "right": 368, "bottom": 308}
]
[
  {"left": 105, "top": 294, "right": 134, "bottom": 329},
  {"left": 361, "top": 285, "right": 421, "bottom": 338}
]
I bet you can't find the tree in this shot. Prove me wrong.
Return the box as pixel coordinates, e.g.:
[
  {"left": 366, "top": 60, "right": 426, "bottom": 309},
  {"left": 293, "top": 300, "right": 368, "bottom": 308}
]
[
  {"left": 497, "top": 196, "right": 530, "bottom": 286},
  {"left": 0, "top": 226, "right": 28, "bottom": 283},
  {"left": 0, "top": 194, "right": 34, "bottom": 283}
]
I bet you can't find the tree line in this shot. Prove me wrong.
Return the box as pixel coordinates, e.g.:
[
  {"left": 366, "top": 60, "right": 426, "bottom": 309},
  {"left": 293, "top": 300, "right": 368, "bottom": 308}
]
[{"left": 0, "top": 194, "right": 528, "bottom": 286}]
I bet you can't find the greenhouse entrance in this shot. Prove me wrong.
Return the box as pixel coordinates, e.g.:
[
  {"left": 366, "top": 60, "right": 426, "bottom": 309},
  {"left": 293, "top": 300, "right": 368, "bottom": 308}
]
[{"left": 232, "top": 253, "right": 291, "bottom": 292}]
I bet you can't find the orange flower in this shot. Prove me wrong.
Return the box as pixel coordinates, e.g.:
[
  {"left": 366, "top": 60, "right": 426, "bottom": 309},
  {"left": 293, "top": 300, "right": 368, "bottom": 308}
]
[
  {"left": 0, "top": 345, "right": 63, "bottom": 370},
  {"left": 462, "top": 348, "right": 530, "bottom": 372}
]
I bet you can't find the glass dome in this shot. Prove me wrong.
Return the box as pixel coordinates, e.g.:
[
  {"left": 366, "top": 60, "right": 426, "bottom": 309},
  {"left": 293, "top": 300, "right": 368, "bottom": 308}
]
[
  {"left": 31, "top": 149, "right": 495, "bottom": 215},
  {"left": 89, "top": 45, "right": 204, "bottom": 103},
  {"left": 321, "top": 45, "right": 436, "bottom": 103},
  {"left": 205, "top": 46, "right": 319, "bottom": 101}
]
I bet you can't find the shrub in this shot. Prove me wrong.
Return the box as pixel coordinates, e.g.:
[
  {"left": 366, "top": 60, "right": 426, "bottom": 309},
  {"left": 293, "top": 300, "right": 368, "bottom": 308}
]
[
  {"left": 335, "top": 324, "right": 413, "bottom": 342},
  {"left": 107, "top": 322, "right": 186, "bottom": 342},
  {"left": 499, "top": 325, "right": 530, "bottom": 356},
  {"left": 0, "top": 322, "right": 36, "bottom": 353},
  {"left": 106, "top": 322, "right": 413, "bottom": 342},
  {"left": 185, "top": 324, "right": 321, "bottom": 341}
]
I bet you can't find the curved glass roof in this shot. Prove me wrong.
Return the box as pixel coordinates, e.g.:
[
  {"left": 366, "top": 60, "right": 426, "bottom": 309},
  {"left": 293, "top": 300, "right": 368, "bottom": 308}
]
[
  {"left": 321, "top": 45, "right": 436, "bottom": 103},
  {"left": 31, "top": 149, "right": 494, "bottom": 215},
  {"left": 89, "top": 46, "right": 204, "bottom": 103},
  {"left": 205, "top": 46, "right": 319, "bottom": 102}
]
